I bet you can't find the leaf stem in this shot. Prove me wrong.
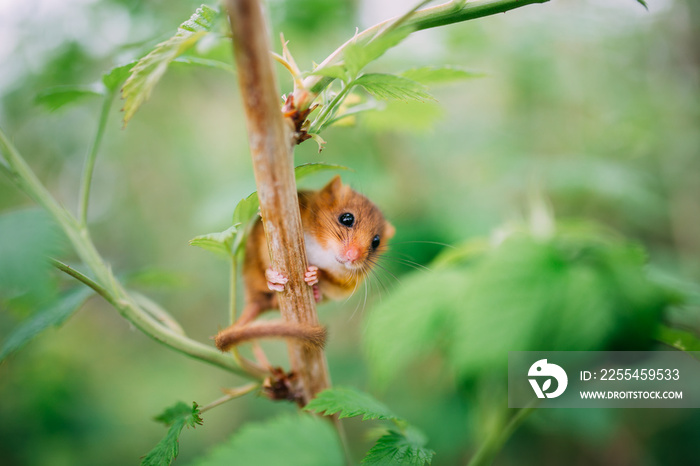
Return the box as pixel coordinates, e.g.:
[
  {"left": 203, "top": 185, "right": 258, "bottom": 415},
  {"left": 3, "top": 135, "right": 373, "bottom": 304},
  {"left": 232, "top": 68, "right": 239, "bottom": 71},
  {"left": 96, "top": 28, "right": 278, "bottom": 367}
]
[
  {"left": 467, "top": 402, "right": 537, "bottom": 466},
  {"left": 78, "top": 90, "right": 114, "bottom": 226},
  {"left": 50, "top": 258, "right": 110, "bottom": 299},
  {"left": 229, "top": 256, "right": 238, "bottom": 325},
  {"left": 51, "top": 258, "right": 259, "bottom": 378},
  {"left": 132, "top": 291, "right": 186, "bottom": 336},
  {"left": 310, "top": 80, "right": 355, "bottom": 134},
  {"left": 199, "top": 382, "right": 260, "bottom": 413}
]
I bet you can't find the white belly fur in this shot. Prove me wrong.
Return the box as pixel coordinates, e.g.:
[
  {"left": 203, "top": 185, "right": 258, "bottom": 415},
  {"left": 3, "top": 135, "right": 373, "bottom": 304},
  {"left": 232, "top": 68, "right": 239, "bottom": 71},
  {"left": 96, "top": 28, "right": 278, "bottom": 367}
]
[{"left": 304, "top": 233, "right": 343, "bottom": 274}]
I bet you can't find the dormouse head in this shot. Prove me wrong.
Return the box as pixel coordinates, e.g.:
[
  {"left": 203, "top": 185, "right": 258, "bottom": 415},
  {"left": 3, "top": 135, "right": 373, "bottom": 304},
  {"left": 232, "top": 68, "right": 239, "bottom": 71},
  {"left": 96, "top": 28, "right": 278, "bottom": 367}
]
[{"left": 307, "top": 175, "right": 395, "bottom": 272}]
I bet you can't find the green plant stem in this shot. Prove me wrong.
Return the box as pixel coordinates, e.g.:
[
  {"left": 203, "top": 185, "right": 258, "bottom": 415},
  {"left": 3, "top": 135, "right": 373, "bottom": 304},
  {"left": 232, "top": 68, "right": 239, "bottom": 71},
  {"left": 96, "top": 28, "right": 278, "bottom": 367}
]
[
  {"left": 0, "top": 128, "right": 78, "bottom": 233},
  {"left": 310, "top": 80, "right": 355, "bottom": 133},
  {"left": 304, "top": 0, "right": 549, "bottom": 94},
  {"left": 78, "top": 90, "right": 114, "bottom": 226},
  {"left": 132, "top": 291, "right": 186, "bottom": 336},
  {"left": 199, "top": 382, "right": 260, "bottom": 414},
  {"left": 412, "top": 0, "right": 550, "bottom": 31},
  {"left": 229, "top": 256, "right": 237, "bottom": 325},
  {"left": 0, "top": 127, "right": 262, "bottom": 380},
  {"left": 50, "top": 258, "right": 259, "bottom": 378},
  {"left": 467, "top": 403, "right": 537, "bottom": 466}
]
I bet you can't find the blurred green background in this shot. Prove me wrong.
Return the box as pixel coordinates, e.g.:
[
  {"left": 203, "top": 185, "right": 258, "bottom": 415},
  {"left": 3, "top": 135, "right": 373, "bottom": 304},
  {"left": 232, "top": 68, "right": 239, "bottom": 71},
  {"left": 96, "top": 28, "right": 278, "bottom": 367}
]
[{"left": 1, "top": 0, "right": 699, "bottom": 464}]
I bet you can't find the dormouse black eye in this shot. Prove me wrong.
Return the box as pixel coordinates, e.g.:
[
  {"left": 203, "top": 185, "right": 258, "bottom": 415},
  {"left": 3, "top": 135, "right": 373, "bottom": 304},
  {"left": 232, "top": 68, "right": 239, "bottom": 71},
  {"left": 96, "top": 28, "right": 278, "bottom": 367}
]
[
  {"left": 371, "top": 235, "right": 381, "bottom": 250},
  {"left": 338, "top": 213, "right": 354, "bottom": 227}
]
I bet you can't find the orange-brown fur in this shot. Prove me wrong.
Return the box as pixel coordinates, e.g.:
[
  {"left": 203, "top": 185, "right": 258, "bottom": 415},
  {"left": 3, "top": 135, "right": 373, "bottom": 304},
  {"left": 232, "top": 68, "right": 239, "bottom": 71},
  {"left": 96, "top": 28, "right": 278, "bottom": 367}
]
[{"left": 216, "top": 175, "right": 394, "bottom": 351}]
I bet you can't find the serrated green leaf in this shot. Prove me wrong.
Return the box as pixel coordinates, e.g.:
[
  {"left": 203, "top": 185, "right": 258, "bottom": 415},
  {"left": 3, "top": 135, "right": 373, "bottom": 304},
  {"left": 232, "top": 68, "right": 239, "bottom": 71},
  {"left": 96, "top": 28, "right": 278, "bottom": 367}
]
[
  {"left": 400, "top": 66, "right": 484, "bottom": 85},
  {"left": 362, "top": 427, "right": 435, "bottom": 466},
  {"left": 103, "top": 61, "right": 137, "bottom": 92},
  {"left": 344, "top": 29, "right": 411, "bottom": 78},
  {"left": 173, "top": 56, "right": 234, "bottom": 73},
  {"left": 355, "top": 74, "right": 433, "bottom": 102},
  {"left": 122, "top": 5, "right": 219, "bottom": 126},
  {"left": 189, "top": 225, "right": 239, "bottom": 258},
  {"left": 365, "top": 225, "right": 670, "bottom": 385},
  {"left": 154, "top": 401, "right": 202, "bottom": 427},
  {"left": 0, "top": 287, "right": 92, "bottom": 362},
  {"left": 142, "top": 402, "right": 202, "bottom": 466},
  {"left": 141, "top": 422, "right": 185, "bottom": 466},
  {"left": 294, "top": 162, "right": 351, "bottom": 181},
  {"left": 35, "top": 85, "right": 103, "bottom": 112},
  {"left": 192, "top": 414, "right": 343, "bottom": 466},
  {"left": 305, "top": 386, "right": 401, "bottom": 421}
]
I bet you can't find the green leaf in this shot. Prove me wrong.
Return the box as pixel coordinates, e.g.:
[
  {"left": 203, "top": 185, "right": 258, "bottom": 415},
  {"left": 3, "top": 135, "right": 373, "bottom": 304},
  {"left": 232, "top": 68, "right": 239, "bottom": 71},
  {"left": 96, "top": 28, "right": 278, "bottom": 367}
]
[
  {"left": 0, "top": 287, "right": 92, "bottom": 362},
  {"left": 363, "top": 269, "right": 467, "bottom": 386},
  {"left": 122, "top": 5, "right": 219, "bottom": 126},
  {"left": 102, "top": 61, "right": 138, "bottom": 92},
  {"left": 305, "top": 386, "right": 401, "bottom": 421},
  {"left": 35, "top": 85, "right": 103, "bottom": 112},
  {"left": 142, "top": 402, "right": 202, "bottom": 466},
  {"left": 192, "top": 414, "right": 344, "bottom": 466},
  {"left": 364, "top": 225, "right": 670, "bottom": 385},
  {"left": 400, "top": 66, "right": 484, "bottom": 85},
  {"left": 294, "top": 162, "right": 351, "bottom": 181},
  {"left": 308, "top": 65, "right": 349, "bottom": 82},
  {"left": 189, "top": 225, "right": 239, "bottom": 258},
  {"left": 655, "top": 325, "right": 700, "bottom": 354},
  {"left": 635, "top": 0, "right": 648, "bottom": 10},
  {"left": 173, "top": 56, "right": 234, "bottom": 73},
  {"left": 431, "top": 238, "right": 489, "bottom": 269},
  {"left": 0, "top": 209, "right": 65, "bottom": 311},
  {"left": 361, "top": 100, "right": 443, "bottom": 133},
  {"left": 344, "top": 29, "right": 411, "bottom": 78},
  {"left": 154, "top": 401, "right": 202, "bottom": 426},
  {"left": 355, "top": 74, "right": 434, "bottom": 102},
  {"left": 362, "top": 427, "right": 435, "bottom": 465},
  {"left": 232, "top": 192, "right": 260, "bottom": 226}
]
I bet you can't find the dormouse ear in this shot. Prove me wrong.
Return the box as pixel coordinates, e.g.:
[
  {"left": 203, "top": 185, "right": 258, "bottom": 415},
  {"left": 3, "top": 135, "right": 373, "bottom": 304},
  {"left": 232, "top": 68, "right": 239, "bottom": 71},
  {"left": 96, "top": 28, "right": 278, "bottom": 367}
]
[
  {"left": 384, "top": 221, "right": 396, "bottom": 240},
  {"left": 319, "top": 175, "right": 343, "bottom": 199}
]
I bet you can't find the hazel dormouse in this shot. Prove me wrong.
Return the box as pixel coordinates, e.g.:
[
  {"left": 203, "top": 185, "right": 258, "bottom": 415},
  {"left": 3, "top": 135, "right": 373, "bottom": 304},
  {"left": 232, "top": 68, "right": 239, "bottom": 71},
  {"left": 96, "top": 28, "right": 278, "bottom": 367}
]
[{"left": 215, "top": 175, "right": 395, "bottom": 351}]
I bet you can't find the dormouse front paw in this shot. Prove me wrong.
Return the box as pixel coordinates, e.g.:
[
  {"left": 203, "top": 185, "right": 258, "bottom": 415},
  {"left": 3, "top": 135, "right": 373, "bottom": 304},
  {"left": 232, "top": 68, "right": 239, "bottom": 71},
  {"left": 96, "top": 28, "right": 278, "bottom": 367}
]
[
  {"left": 304, "top": 265, "right": 319, "bottom": 286},
  {"left": 266, "top": 268, "right": 288, "bottom": 292}
]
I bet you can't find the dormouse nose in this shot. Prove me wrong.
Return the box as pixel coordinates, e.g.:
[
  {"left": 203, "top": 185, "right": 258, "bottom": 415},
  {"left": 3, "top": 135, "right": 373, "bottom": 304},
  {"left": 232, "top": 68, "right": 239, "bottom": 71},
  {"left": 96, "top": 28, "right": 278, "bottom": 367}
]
[{"left": 345, "top": 245, "right": 360, "bottom": 262}]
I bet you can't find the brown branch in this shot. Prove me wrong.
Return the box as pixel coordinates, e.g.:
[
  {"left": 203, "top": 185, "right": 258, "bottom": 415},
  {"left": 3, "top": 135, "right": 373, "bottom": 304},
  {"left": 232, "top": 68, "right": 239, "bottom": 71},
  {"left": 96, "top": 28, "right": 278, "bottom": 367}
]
[{"left": 224, "top": 0, "right": 332, "bottom": 405}]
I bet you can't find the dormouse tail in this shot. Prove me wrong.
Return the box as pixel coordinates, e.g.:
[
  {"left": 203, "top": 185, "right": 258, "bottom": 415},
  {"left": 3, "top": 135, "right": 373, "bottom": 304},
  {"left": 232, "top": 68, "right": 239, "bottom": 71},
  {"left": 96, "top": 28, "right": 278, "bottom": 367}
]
[{"left": 215, "top": 320, "right": 327, "bottom": 351}]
